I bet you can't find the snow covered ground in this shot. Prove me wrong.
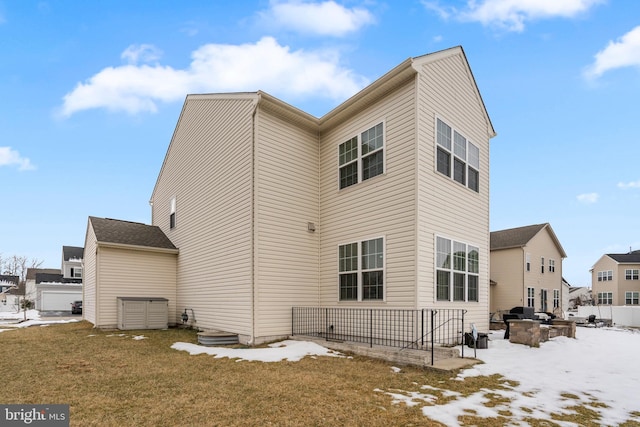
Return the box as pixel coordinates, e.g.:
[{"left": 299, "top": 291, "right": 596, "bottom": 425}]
[
  {"left": 3, "top": 313, "right": 639, "bottom": 425},
  {"left": 176, "top": 327, "right": 640, "bottom": 426}
]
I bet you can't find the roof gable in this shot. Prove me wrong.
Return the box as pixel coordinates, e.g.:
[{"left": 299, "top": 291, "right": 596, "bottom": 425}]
[
  {"left": 89, "top": 217, "right": 177, "bottom": 251},
  {"left": 491, "top": 223, "right": 567, "bottom": 258}
]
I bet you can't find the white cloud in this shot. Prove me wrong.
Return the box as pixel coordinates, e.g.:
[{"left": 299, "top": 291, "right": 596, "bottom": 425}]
[
  {"left": 0, "top": 147, "right": 35, "bottom": 171},
  {"left": 429, "top": 0, "right": 604, "bottom": 32},
  {"left": 618, "top": 180, "right": 640, "bottom": 189},
  {"left": 121, "top": 44, "right": 163, "bottom": 65},
  {"left": 584, "top": 26, "right": 640, "bottom": 79},
  {"left": 261, "top": 0, "right": 375, "bottom": 36},
  {"left": 577, "top": 192, "right": 599, "bottom": 204},
  {"left": 59, "top": 37, "right": 368, "bottom": 117}
]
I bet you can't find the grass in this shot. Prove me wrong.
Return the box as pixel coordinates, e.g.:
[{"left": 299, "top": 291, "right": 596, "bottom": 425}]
[{"left": 0, "top": 321, "right": 636, "bottom": 426}]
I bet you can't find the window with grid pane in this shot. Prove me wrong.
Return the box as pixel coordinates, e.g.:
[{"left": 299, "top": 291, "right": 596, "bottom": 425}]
[
  {"left": 625, "top": 269, "right": 639, "bottom": 280},
  {"left": 338, "top": 238, "right": 384, "bottom": 301},
  {"left": 626, "top": 291, "right": 639, "bottom": 305},
  {"left": 338, "top": 123, "right": 384, "bottom": 189},
  {"left": 436, "top": 118, "right": 479, "bottom": 192},
  {"left": 436, "top": 236, "right": 480, "bottom": 302}
]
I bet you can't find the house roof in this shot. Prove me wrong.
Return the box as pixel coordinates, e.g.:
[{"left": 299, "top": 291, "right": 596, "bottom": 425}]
[
  {"left": 89, "top": 217, "right": 178, "bottom": 251},
  {"left": 490, "top": 223, "right": 567, "bottom": 258},
  {"left": 606, "top": 250, "right": 640, "bottom": 264},
  {"left": 0, "top": 275, "right": 19, "bottom": 285},
  {"left": 35, "top": 273, "right": 82, "bottom": 284},
  {"left": 26, "top": 268, "right": 61, "bottom": 280},
  {"left": 63, "top": 246, "right": 84, "bottom": 261}
]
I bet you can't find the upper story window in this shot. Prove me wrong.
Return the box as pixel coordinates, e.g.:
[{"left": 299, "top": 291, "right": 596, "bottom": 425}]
[
  {"left": 170, "top": 197, "right": 177, "bottom": 229},
  {"left": 71, "top": 267, "right": 82, "bottom": 279},
  {"left": 526, "top": 253, "right": 531, "bottom": 272},
  {"left": 625, "top": 269, "right": 639, "bottom": 280},
  {"left": 597, "top": 270, "right": 613, "bottom": 281},
  {"left": 541, "top": 257, "right": 545, "bottom": 274},
  {"left": 549, "top": 259, "right": 555, "bottom": 273},
  {"left": 339, "top": 122, "right": 384, "bottom": 189},
  {"left": 436, "top": 118, "right": 479, "bottom": 192},
  {"left": 436, "top": 236, "right": 479, "bottom": 302},
  {"left": 339, "top": 237, "right": 384, "bottom": 301}
]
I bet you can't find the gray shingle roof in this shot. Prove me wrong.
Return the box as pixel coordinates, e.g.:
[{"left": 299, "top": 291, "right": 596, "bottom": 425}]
[
  {"left": 26, "top": 268, "right": 61, "bottom": 280},
  {"left": 63, "top": 246, "right": 84, "bottom": 261},
  {"left": 608, "top": 250, "right": 640, "bottom": 264},
  {"left": 89, "top": 217, "right": 177, "bottom": 250},
  {"left": 490, "top": 224, "right": 548, "bottom": 250}
]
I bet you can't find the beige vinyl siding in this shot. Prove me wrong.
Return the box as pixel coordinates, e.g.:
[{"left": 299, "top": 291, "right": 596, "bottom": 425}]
[
  {"left": 414, "top": 52, "right": 492, "bottom": 331},
  {"left": 318, "top": 78, "right": 417, "bottom": 308},
  {"left": 522, "top": 229, "right": 564, "bottom": 313},
  {"left": 591, "top": 256, "right": 622, "bottom": 305},
  {"left": 253, "top": 107, "right": 320, "bottom": 340},
  {"left": 490, "top": 248, "right": 524, "bottom": 313},
  {"left": 616, "top": 262, "right": 640, "bottom": 305},
  {"left": 94, "top": 246, "right": 177, "bottom": 328},
  {"left": 151, "top": 95, "right": 256, "bottom": 335},
  {"left": 83, "top": 224, "right": 97, "bottom": 325}
]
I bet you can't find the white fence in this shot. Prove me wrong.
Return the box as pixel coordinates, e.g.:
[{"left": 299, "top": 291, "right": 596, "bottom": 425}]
[{"left": 577, "top": 306, "right": 640, "bottom": 327}]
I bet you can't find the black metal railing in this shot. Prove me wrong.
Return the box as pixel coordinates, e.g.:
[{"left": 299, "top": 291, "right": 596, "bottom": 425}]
[{"left": 291, "top": 307, "right": 467, "bottom": 364}]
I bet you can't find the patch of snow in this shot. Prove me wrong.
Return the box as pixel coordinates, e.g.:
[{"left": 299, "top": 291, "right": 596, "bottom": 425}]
[
  {"left": 391, "top": 366, "right": 401, "bottom": 373},
  {"left": 381, "top": 327, "right": 640, "bottom": 426},
  {"left": 132, "top": 335, "right": 147, "bottom": 340},
  {"left": 171, "top": 339, "right": 344, "bottom": 362}
]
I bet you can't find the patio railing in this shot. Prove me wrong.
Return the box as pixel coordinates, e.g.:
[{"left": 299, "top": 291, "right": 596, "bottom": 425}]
[{"left": 291, "top": 307, "right": 467, "bottom": 365}]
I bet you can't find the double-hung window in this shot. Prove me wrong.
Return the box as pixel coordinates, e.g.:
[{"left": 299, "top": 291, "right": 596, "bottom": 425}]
[
  {"left": 598, "top": 292, "right": 613, "bottom": 305},
  {"left": 525, "top": 253, "right": 531, "bottom": 272},
  {"left": 339, "top": 237, "right": 384, "bottom": 301},
  {"left": 541, "top": 257, "right": 545, "bottom": 274},
  {"left": 553, "top": 289, "right": 560, "bottom": 308},
  {"left": 626, "top": 291, "right": 639, "bottom": 305},
  {"left": 549, "top": 259, "right": 555, "bottom": 273},
  {"left": 597, "top": 270, "right": 613, "bottom": 281},
  {"left": 625, "top": 269, "right": 639, "bottom": 280},
  {"left": 526, "top": 287, "right": 535, "bottom": 308},
  {"left": 436, "top": 236, "right": 479, "bottom": 302},
  {"left": 436, "top": 118, "right": 479, "bottom": 192},
  {"left": 339, "top": 122, "right": 384, "bottom": 189}
]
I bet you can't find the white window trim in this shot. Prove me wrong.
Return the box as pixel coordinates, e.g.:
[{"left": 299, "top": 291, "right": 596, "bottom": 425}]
[
  {"left": 434, "top": 234, "right": 480, "bottom": 303},
  {"left": 598, "top": 291, "right": 613, "bottom": 305},
  {"left": 526, "top": 287, "right": 535, "bottom": 308},
  {"left": 625, "top": 269, "right": 639, "bottom": 280},
  {"left": 625, "top": 291, "right": 639, "bottom": 305},
  {"left": 525, "top": 253, "right": 531, "bottom": 272},
  {"left": 553, "top": 289, "right": 560, "bottom": 308},
  {"left": 338, "top": 120, "right": 386, "bottom": 190},
  {"left": 170, "top": 196, "right": 177, "bottom": 229},
  {"left": 337, "top": 235, "right": 386, "bottom": 302}
]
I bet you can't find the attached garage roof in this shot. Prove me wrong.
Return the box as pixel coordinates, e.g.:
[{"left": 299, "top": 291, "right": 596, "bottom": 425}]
[{"left": 89, "top": 217, "right": 177, "bottom": 251}]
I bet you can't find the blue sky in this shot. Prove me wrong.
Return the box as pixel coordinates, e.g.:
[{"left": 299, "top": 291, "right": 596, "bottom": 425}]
[{"left": 1, "top": 0, "right": 639, "bottom": 287}]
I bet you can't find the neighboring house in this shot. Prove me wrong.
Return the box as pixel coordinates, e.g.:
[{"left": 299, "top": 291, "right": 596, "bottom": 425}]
[
  {"left": 591, "top": 250, "right": 640, "bottom": 306},
  {"left": 84, "top": 46, "right": 496, "bottom": 344},
  {"left": 25, "top": 246, "right": 85, "bottom": 311},
  {"left": 25, "top": 268, "right": 61, "bottom": 302},
  {"left": 561, "top": 277, "right": 570, "bottom": 314},
  {"left": 83, "top": 217, "right": 178, "bottom": 328},
  {"left": 568, "top": 286, "right": 592, "bottom": 309},
  {"left": 490, "top": 223, "right": 567, "bottom": 317},
  {"left": 62, "top": 246, "right": 84, "bottom": 280},
  {"left": 0, "top": 275, "right": 19, "bottom": 312}
]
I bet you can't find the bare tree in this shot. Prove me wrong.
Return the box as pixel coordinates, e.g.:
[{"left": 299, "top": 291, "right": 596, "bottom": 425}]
[{"left": 2, "top": 255, "right": 43, "bottom": 284}]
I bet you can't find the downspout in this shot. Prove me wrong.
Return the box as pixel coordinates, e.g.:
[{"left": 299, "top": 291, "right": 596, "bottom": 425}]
[{"left": 316, "top": 127, "right": 321, "bottom": 307}]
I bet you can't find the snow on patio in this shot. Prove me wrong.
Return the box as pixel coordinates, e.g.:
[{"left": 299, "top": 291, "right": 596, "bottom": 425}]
[{"left": 380, "top": 327, "right": 640, "bottom": 426}]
